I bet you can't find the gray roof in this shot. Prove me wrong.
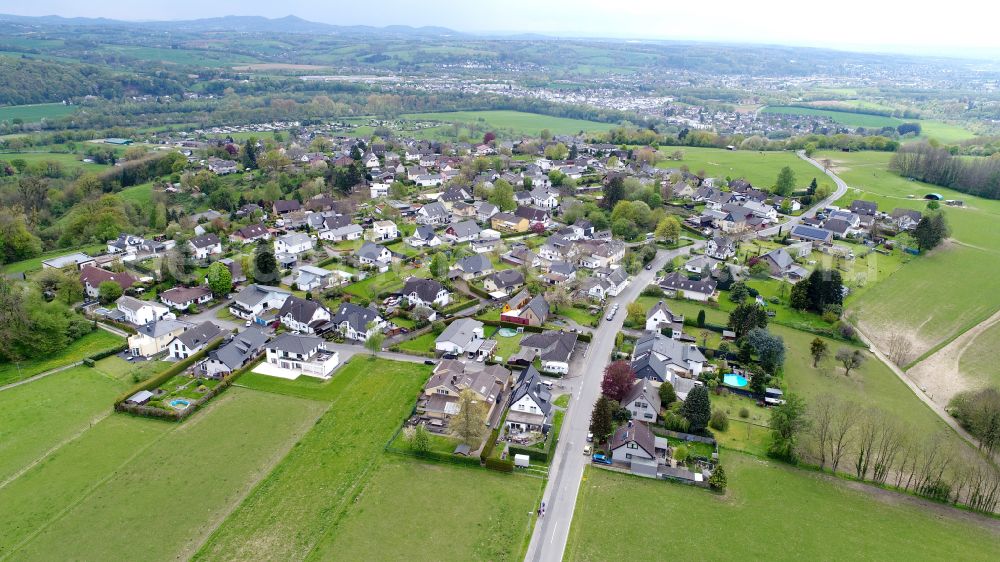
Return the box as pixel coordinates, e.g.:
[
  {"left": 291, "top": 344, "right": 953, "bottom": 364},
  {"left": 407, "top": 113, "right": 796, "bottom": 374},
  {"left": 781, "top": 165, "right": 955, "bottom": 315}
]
[
  {"left": 233, "top": 284, "right": 290, "bottom": 309},
  {"left": 790, "top": 224, "right": 833, "bottom": 242},
  {"left": 117, "top": 295, "right": 164, "bottom": 312},
  {"left": 332, "top": 302, "right": 380, "bottom": 333},
  {"left": 762, "top": 248, "right": 795, "bottom": 271},
  {"left": 267, "top": 332, "right": 323, "bottom": 354},
  {"left": 174, "top": 321, "right": 223, "bottom": 350},
  {"left": 634, "top": 332, "right": 706, "bottom": 367},
  {"left": 520, "top": 331, "right": 577, "bottom": 362},
  {"left": 525, "top": 295, "right": 550, "bottom": 323},
  {"left": 487, "top": 269, "right": 524, "bottom": 289},
  {"left": 278, "top": 232, "right": 312, "bottom": 247},
  {"left": 455, "top": 254, "right": 492, "bottom": 274},
  {"left": 508, "top": 365, "right": 552, "bottom": 417},
  {"left": 623, "top": 378, "right": 661, "bottom": 413},
  {"left": 447, "top": 220, "right": 480, "bottom": 239},
  {"left": 358, "top": 241, "right": 388, "bottom": 261},
  {"left": 401, "top": 277, "right": 446, "bottom": 303},
  {"left": 632, "top": 352, "right": 668, "bottom": 382},
  {"left": 209, "top": 326, "right": 269, "bottom": 370},
  {"left": 436, "top": 318, "right": 483, "bottom": 347},
  {"left": 659, "top": 272, "right": 717, "bottom": 296},
  {"left": 189, "top": 233, "right": 221, "bottom": 248},
  {"left": 413, "top": 225, "right": 438, "bottom": 241},
  {"left": 137, "top": 318, "right": 191, "bottom": 338},
  {"left": 610, "top": 421, "right": 655, "bottom": 458},
  {"left": 279, "top": 296, "right": 329, "bottom": 324},
  {"left": 420, "top": 201, "right": 449, "bottom": 218}
]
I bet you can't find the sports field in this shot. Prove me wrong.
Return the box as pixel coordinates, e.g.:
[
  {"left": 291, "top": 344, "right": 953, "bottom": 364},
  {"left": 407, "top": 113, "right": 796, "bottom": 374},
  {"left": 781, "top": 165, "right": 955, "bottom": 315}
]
[
  {"left": 656, "top": 146, "right": 836, "bottom": 192},
  {"left": 565, "top": 457, "right": 1000, "bottom": 561},
  {"left": 0, "top": 103, "right": 76, "bottom": 123},
  {"left": 400, "top": 110, "right": 617, "bottom": 137}
]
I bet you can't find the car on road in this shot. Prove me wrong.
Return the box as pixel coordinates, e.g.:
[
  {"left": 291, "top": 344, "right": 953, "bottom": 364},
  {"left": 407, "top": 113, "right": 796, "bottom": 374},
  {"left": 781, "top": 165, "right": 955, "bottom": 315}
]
[
  {"left": 587, "top": 432, "right": 593, "bottom": 442},
  {"left": 583, "top": 444, "right": 592, "bottom": 456},
  {"left": 645, "top": 264, "right": 653, "bottom": 270},
  {"left": 245, "top": 320, "right": 252, "bottom": 327},
  {"left": 423, "top": 359, "right": 435, "bottom": 365},
  {"left": 591, "top": 453, "right": 612, "bottom": 465}
]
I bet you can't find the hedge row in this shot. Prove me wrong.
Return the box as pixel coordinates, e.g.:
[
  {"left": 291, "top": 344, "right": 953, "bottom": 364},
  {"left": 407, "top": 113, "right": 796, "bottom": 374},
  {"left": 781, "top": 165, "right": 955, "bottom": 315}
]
[
  {"left": 97, "top": 318, "right": 138, "bottom": 335},
  {"left": 112, "top": 336, "right": 225, "bottom": 404},
  {"left": 484, "top": 457, "right": 515, "bottom": 472},
  {"left": 90, "top": 343, "right": 128, "bottom": 361},
  {"left": 507, "top": 444, "right": 549, "bottom": 464},
  {"left": 440, "top": 298, "right": 477, "bottom": 316},
  {"left": 480, "top": 319, "right": 546, "bottom": 333},
  {"left": 466, "top": 283, "right": 493, "bottom": 300}
]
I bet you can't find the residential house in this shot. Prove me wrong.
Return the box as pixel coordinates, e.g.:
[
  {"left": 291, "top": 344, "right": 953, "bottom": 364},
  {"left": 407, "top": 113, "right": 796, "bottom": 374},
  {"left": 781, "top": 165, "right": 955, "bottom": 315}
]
[
  {"left": 407, "top": 225, "right": 442, "bottom": 247},
  {"left": 501, "top": 294, "right": 549, "bottom": 327},
  {"left": 623, "top": 379, "right": 661, "bottom": 422},
  {"left": 116, "top": 296, "right": 171, "bottom": 326},
  {"left": 371, "top": 220, "right": 399, "bottom": 241},
  {"left": 759, "top": 248, "right": 807, "bottom": 280},
  {"left": 229, "top": 284, "right": 291, "bottom": 322},
  {"left": 451, "top": 254, "right": 494, "bottom": 280},
  {"left": 645, "top": 300, "right": 684, "bottom": 335},
  {"left": 42, "top": 252, "right": 94, "bottom": 270},
  {"left": 219, "top": 258, "right": 246, "bottom": 284},
  {"left": 417, "top": 201, "right": 450, "bottom": 225},
  {"left": 200, "top": 327, "right": 269, "bottom": 378},
  {"left": 263, "top": 333, "right": 340, "bottom": 379},
  {"left": 633, "top": 331, "right": 706, "bottom": 377},
  {"left": 274, "top": 232, "right": 314, "bottom": 255},
  {"left": 400, "top": 277, "right": 451, "bottom": 308},
  {"left": 294, "top": 265, "right": 339, "bottom": 291},
  {"left": 128, "top": 319, "right": 191, "bottom": 357},
  {"left": 850, "top": 200, "right": 878, "bottom": 216},
  {"left": 514, "top": 206, "right": 550, "bottom": 229},
  {"left": 891, "top": 208, "right": 922, "bottom": 231},
  {"left": 580, "top": 277, "right": 613, "bottom": 301},
  {"left": 160, "top": 285, "right": 212, "bottom": 310},
  {"left": 318, "top": 215, "right": 363, "bottom": 242},
  {"left": 596, "top": 267, "right": 629, "bottom": 296},
  {"left": 80, "top": 265, "right": 136, "bottom": 300},
  {"left": 610, "top": 421, "right": 658, "bottom": 476},
  {"left": 106, "top": 233, "right": 144, "bottom": 259},
  {"left": 491, "top": 212, "right": 529, "bottom": 233},
  {"left": 168, "top": 321, "right": 223, "bottom": 360},
  {"left": 417, "top": 360, "right": 511, "bottom": 426},
  {"left": 517, "top": 331, "right": 577, "bottom": 374},
  {"left": 435, "top": 318, "right": 485, "bottom": 355},
  {"left": 470, "top": 238, "right": 500, "bottom": 254},
  {"left": 705, "top": 236, "right": 736, "bottom": 260},
  {"left": 443, "top": 220, "right": 481, "bottom": 243},
  {"left": 790, "top": 224, "right": 833, "bottom": 244},
  {"left": 230, "top": 224, "right": 270, "bottom": 245},
  {"left": 505, "top": 365, "right": 553, "bottom": 434},
  {"left": 272, "top": 199, "right": 302, "bottom": 216},
  {"left": 659, "top": 272, "right": 718, "bottom": 302},
  {"left": 330, "top": 302, "right": 385, "bottom": 341},
  {"left": 357, "top": 241, "right": 392, "bottom": 268},
  {"left": 576, "top": 239, "right": 626, "bottom": 269},
  {"left": 207, "top": 157, "right": 239, "bottom": 175},
  {"left": 278, "top": 296, "right": 331, "bottom": 334},
  {"left": 189, "top": 234, "right": 223, "bottom": 260},
  {"left": 476, "top": 202, "right": 499, "bottom": 222},
  {"left": 483, "top": 269, "right": 525, "bottom": 296}
]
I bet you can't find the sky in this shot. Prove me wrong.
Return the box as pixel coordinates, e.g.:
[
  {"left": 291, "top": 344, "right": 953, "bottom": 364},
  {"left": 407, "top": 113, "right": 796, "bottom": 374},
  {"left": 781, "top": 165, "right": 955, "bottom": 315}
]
[{"left": 3, "top": 0, "right": 999, "bottom": 57}]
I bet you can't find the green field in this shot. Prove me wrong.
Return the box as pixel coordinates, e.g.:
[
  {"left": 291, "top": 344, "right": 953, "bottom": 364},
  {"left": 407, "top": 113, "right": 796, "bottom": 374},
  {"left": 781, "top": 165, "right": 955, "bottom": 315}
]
[
  {"left": 0, "top": 388, "right": 324, "bottom": 560},
  {"left": 400, "top": 110, "right": 618, "bottom": 137},
  {"left": 307, "top": 457, "right": 542, "bottom": 561},
  {"left": 0, "top": 366, "right": 126, "bottom": 484},
  {"left": 396, "top": 330, "right": 438, "bottom": 354},
  {"left": 656, "top": 147, "right": 836, "bottom": 192},
  {"left": 0, "top": 329, "right": 125, "bottom": 386},
  {"left": 762, "top": 107, "right": 975, "bottom": 143},
  {"left": 0, "top": 243, "right": 106, "bottom": 274},
  {"left": 118, "top": 182, "right": 155, "bottom": 207},
  {"left": 195, "top": 357, "right": 433, "bottom": 560},
  {"left": 0, "top": 103, "right": 76, "bottom": 123},
  {"left": 0, "top": 150, "right": 109, "bottom": 173},
  {"left": 566, "top": 457, "right": 1000, "bottom": 561},
  {"left": 957, "top": 320, "right": 1000, "bottom": 391}
]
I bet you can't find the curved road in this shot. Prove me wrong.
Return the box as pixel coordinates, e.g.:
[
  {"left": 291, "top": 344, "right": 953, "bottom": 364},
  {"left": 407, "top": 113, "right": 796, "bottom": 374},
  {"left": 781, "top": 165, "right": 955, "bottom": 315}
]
[{"left": 759, "top": 151, "right": 849, "bottom": 237}]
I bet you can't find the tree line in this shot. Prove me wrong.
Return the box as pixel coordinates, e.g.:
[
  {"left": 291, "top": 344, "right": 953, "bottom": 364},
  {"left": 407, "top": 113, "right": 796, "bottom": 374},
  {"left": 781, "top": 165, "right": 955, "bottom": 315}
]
[{"left": 891, "top": 141, "right": 1000, "bottom": 199}]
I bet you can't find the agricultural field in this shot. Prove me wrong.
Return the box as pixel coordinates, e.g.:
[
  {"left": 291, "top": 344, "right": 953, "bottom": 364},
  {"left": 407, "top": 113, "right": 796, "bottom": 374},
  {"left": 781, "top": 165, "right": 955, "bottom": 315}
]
[
  {"left": 307, "top": 457, "right": 543, "bottom": 561},
  {"left": 0, "top": 150, "right": 109, "bottom": 173},
  {"left": 656, "top": 147, "right": 836, "bottom": 192},
  {"left": 400, "top": 110, "right": 617, "bottom": 137},
  {"left": 0, "top": 328, "right": 125, "bottom": 386},
  {"left": 0, "top": 103, "right": 76, "bottom": 123},
  {"left": 956, "top": 319, "right": 1000, "bottom": 391},
  {"left": 0, "top": 388, "right": 325, "bottom": 560},
  {"left": 565, "top": 457, "right": 1000, "bottom": 561},
  {"left": 762, "top": 107, "right": 975, "bottom": 143},
  {"left": 194, "top": 357, "right": 433, "bottom": 560}
]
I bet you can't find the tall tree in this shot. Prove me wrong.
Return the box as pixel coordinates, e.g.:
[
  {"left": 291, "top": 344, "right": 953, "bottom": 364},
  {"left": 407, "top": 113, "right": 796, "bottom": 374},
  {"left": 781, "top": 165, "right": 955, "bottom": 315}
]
[
  {"left": 746, "top": 328, "right": 785, "bottom": 373},
  {"left": 488, "top": 179, "right": 516, "bottom": 211},
  {"left": 768, "top": 393, "right": 809, "bottom": 462},
  {"left": 835, "top": 348, "right": 866, "bottom": 377},
  {"left": 601, "top": 360, "right": 636, "bottom": 402},
  {"left": 365, "top": 327, "right": 385, "bottom": 357},
  {"left": 602, "top": 176, "right": 625, "bottom": 210},
  {"left": 590, "top": 395, "right": 615, "bottom": 443},
  {"left": 241, "top": 138, "right": 258, "bottom": 170},
  {"left": 681, "top": 385, "right": 712, "bottom": 433},
  {"left": 254, "top": 243, "right": 278, "bottom": 283},
  {"left": 206, "top": 261, "right": 233, "bottom": 297},
  {"left": 774, "top": 166, "right": 796, "bottom": 196},
  {"left": 810, "top": 337, "right": 829, "bottom": 367},
  {"left": 727, "top": 302, "right": 768, "bottom": 339},
  {"left": 451, "top": 389, "right": 488, "bottom": 447}
]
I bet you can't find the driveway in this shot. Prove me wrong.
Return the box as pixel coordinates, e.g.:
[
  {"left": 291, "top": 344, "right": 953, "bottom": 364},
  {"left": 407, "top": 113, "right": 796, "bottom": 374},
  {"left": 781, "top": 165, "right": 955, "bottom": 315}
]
[
  {"left": 524, "top": 241, "right": 703, "bottom": 562},
  {"left": 185, "top": 300, "right": 241, "bottom": 331}
]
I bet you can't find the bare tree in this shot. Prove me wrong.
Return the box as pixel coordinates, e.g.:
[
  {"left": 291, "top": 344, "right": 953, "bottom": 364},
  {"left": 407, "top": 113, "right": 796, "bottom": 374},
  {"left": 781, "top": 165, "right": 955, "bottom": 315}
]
[
  {"left": 828, "top": 399, "right": 859, "bottom": 474},
  {"left": 885, "top": 333, "right": 914, "bottom": 367},
  {"left": 809, "top": 393, "right": 836, "bottom": 470},
  {"left": 854, "top": 407, "right": 882, "bottom": 480},
  {"left": 869, "top": 417, "right": 905, "bottom": 485},
  {"left": 836, "top": 348, "right": 865, "bottom": 377}
]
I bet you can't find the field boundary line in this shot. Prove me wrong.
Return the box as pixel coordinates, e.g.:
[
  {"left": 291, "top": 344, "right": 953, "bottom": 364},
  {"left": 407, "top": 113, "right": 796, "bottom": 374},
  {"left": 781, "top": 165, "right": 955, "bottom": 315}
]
[{"left": 0, "top": 361, "right": 82, "bottom": 393}]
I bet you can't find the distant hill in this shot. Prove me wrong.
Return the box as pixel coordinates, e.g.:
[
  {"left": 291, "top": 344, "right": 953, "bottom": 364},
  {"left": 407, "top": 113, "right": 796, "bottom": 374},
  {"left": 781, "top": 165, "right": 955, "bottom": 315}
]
[{"left": 0, "top": 13, "right": 464, "bottom": 37}]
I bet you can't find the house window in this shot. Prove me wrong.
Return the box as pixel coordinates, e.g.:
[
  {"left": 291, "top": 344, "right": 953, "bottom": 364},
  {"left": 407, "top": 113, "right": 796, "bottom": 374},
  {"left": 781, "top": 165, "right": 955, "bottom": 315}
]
[
  {"left": 625, "top": 453, "right": 632, "bottom": 460},
  {"left": 627, "top": 442, "right": 637, "bottom": 449}
]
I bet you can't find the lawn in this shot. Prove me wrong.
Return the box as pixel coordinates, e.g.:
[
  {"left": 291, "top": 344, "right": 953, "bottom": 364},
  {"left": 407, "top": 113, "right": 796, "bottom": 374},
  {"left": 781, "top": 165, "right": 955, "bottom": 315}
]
[
  {"left": 0, "top": 150, "right": 109, "bottom": 173},
  {"left": 194, "top": 357, "right": 433, "bottom": 561},
  {"left": 554, "top": 304, "right": 601, "bottom": 328},
  {"left": 308, "top": 456, "right": 542, "bottom": 561},
  {"left": 342, "top": 267, "right": 429, "bottom": 299},
  {"left": 565, "top": 456, "right": 1000, "bottom": 561},
  {"left": 0, "top": 243, "right": 106, "bottom": 274},
  {"left": 93, "top": 355, "right": 170, "bottom": 383},
  {"left": 400, "top": 110, "right": 617, "bottom": 137},
  {"left": 397, "top": 330, "right": 439, "bottom": 354},
  {"left": 0, "top": 329, "right": 125, "bottom": 386},
  {"left": 0, "top": 366, "right": 126, "bottom": 485},
  {"left": 656, "top": 146, "right": 835, "bottom": 192},
  {"left": 1, "top": 388, "right": 326, "bottom": 560},
  {"left": 0, "top": 103, "right": 76, "bottom": 123},
  {"left": 490, "top": 327, "right": 525, "bottom": 361}
]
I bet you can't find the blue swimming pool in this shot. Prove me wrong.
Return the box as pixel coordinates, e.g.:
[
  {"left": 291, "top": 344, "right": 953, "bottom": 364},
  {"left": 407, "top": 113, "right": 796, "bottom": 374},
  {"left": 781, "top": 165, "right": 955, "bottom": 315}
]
[
  {"left": 169, "top": 399, "right": 191, "bottom": 409},
  {"left": 723, "top": 373, "right": 748, "bottom": 388}
]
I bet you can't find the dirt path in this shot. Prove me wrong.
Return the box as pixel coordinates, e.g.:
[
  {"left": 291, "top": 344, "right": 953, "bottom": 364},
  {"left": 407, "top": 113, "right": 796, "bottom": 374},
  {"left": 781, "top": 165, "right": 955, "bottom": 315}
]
[
  {"left": 0, "top": 361, "right": 83, "bottom": 393},
  {"left": 907, "top": 308, "right": 1000, "bottom": 407}
]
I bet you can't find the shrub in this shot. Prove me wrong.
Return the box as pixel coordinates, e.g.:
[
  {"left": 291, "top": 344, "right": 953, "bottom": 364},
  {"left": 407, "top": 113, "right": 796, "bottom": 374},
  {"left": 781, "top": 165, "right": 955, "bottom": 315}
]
[
  {"left": 709, "top": 410, "right": 729, "bottom": 431},
  {"left": 822, "top": 311, "right": 839, "bottom": 324},
  {"left": 484, "top": 457, "right": 514, "bottom": 473},
  {"left": 662, "top": 411, "right": 690, "bottom": 432},
  {"left": 673, "top": 445, "right": 689, "bottom": 462},
  {"left": 709, "top": 464, "right": 728, "bottom": 490},
  {"left": 82, "top": 358, "right": 96, "bottom": 367},
  {"left": 739, "top": 407, "right": 750, "bottom": 418},
  {"left": 837, "top": 322, "right": 856, "bottom": 340}
]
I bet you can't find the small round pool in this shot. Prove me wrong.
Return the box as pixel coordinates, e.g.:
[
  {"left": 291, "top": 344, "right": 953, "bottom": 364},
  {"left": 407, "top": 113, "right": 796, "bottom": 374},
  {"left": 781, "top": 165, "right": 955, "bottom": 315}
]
[
  {"left": 496, "top": 328, "right": 519, "bottom": 338},
  {"left": 723, "top": 373, "right": 748, "bottom": 388},
  {"left": 169, "top": 399, "right": 191, "bottom": 410}
]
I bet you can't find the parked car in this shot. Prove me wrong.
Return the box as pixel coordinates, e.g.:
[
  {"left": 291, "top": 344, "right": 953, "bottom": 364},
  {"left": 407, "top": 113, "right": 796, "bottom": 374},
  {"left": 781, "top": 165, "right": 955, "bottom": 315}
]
[
  {"left": 424, "top": 359, "right": 435, "bottom": 365},
  {"left": 591, "top": 453, "right": 612, "bottom": 465},
  {"left": 583, "top": 444, "right": 592, "bottom": 455},
  {"left": 645, "top": 264, "right": 653, "bottom": 270},
  {"left": 245, "top": 320, "right": 252, "bottom": 327},
  {"left": 587, "top": 432, "right": 593, "bottom": 442}
]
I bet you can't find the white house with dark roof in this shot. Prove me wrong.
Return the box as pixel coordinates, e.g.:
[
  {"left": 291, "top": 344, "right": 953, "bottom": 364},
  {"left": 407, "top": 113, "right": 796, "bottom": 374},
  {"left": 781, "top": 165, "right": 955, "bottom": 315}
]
[
  {"left": 357, "top": 242, "right": 392, "bottom": 269},
  {"left": 659, "top": 272, "right": 717, "bottom": 302},
  {"left": 416, "top": 201, "right": 450, "bottom": 225},
  {"left": 277, "top": 296, "right": 331, "bottom": 334},
  {"left": 518, "top": 330, "right": 578, "bottom": 374},
  {"left": 645, "top": 300, "right": 684, "bottom": 335},
  {"left": 407, "top": 225, "right": 442, "bottom": 248},
  {"left": 168, "top": 321, "right": 224, "bottom": 360},
  {"left": 443, "top": 220, "right": 481, "bottom": 243},
  {"left": 229, "top": 284, "right": 291, "bottom": 322},
  {"left": 188, "top": 234, "right": 222, "bottom": 260},
  {"left": 705, "top": 236, "right": 736, "bottom": 260},
  {"left": 160, "top": 285, "right": 213, "bottom": 310},
  {"left": 400, "top": 277, "right": 451, "bottom": 308},
  {"left": 623, "top": 379, "right": 661, "bottom": 423},
  {"left": 505, "top": 365, "right": 553, "bottom": 434},
  {"left": 200, "top": 326, "right": 269, "bottom": 378},
  {"left": 274, "top": 232, "right": 314, "bottom": 255},
  {"left": 116, "top": 296, "right": 171, "bottom": 326},
  {"left": 633, "top": 331, "right": 705, "bottom": 377},
  {"left": 330, "top": 302, "right": 385, "bottom": 341},
  {"left": 261, "top": 333, "right": 339, "bottom": 379},
  {"left": 435, "top": 318, "right": 485, "bottom": 355}
]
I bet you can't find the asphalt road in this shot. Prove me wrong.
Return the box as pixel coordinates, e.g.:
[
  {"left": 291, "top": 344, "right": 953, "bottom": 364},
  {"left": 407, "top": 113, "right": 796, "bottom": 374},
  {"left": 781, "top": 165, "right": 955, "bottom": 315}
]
[
  {"left": 758, "top": 151, "right": 850, "bottom": 237},
  {"left": 524, "top": 241, "right": 704, "bottom": 562}
]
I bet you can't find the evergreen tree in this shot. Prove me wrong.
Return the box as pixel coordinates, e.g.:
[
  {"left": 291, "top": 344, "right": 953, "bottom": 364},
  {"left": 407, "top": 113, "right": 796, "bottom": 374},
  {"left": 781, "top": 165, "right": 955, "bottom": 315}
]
[
  {"left": 241, "top": 139, "right": 258, "bottom": 170},
  {"left": 602, "top": 176, "right": 625, "bottom": 210},
  {"left": 590, "top": 395, "right": 615, "bottom": 443},
  {"left": 728, "top": 302, "right": 768, "bottom": 339},
  {"left": 206, "top": 261, "right": 233, "bottom": 297},
  {"left": 808, "top": 177, "right": 818, "bottom": 194},
  {"left": 254, "top": 244, "right": 278, "bottom": 283},
  {"left": 681, "top": 385, "right": 712, "bottom": 433}
]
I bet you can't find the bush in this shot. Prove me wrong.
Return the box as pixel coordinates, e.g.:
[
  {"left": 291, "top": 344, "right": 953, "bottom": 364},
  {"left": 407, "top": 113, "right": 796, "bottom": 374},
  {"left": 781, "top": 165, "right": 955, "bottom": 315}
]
[
  {"left": 662, "top": 411, "right": 690, "bottom": 432},
  {"left": 507, "top": 444, "right": 549, "bottom": 464},
  {"left": 709, "top": 464, "right": 728, "bottom": 490},
  {"left": 709, "top": 410, "right": 729, "bottom": 431},
  {"left": 821, "top": 311, "right": 839, "bottom": 324},
  {"left": 739, "top": 407, "right": 750, "bottom": 418},
  {"left": 82, "top": 358, "right": 96, "bottom": 367},
  {"left": 673, "top": 445, "right": 689, "bottom": 462},
  {"left": 484, "top": 457, "right": 514, "bottom": 473},
  {"left": 641, "top": 285, "right": 664, "bottom": 298}
]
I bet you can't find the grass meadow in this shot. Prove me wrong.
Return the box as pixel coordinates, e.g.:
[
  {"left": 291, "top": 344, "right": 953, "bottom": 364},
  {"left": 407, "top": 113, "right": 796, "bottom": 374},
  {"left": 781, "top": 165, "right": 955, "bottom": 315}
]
[
  {"left": 0, "top": 103, "right": 76, "bottom": 123},
  {"left": 656, "top": 146, "right": 836, "bottom": 192},
  {"left": 400, "top": 110, "right": 617, "bottom": 137},
  {"left": 565, "top": 457, "right": 1000, "bottom": 561},
  {"left": 762, "top": 106, "right": 975, "bottom": 143},
  {"left": 0, "top": 329, "right": 125, "bottom": 386},
  {"left": 957, "top": 320, "right": 1000, "bottom": 391}
]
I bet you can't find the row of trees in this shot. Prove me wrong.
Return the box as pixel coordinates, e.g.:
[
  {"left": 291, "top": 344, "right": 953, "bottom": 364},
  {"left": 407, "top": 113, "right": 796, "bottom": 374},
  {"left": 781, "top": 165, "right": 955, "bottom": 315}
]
[{"left": 891, "top": 142, "right": 1000, "bottom": 200}]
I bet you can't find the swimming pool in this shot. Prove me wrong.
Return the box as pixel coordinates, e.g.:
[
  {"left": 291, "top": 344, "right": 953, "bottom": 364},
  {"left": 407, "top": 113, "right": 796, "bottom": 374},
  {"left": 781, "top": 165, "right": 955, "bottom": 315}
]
[
  {"left": 723, "top": 373, "right": 748, "bottom": 388},
  {"left": 169, "top": 399, "right": 191, "bottom": 410},
  {"left": 496, "top": 328, "right": 519, "bottom": 338}
]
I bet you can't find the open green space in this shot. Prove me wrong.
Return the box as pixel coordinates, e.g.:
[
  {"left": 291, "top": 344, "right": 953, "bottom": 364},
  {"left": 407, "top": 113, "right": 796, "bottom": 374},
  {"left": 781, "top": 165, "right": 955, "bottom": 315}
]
[
  {"left": 0, "top": 150, "right": 109, "bottom": 173},
  {"left": 957, "top": 319, "right": 1000, "bottom": 391},
  {"left": 0, "top": 103, "right": 76, "bottom": 123},
  {"left": 1, "top": 243, "right": 106, "bottom": 274},
  {"left": 0, "top": 365, "right": 126, "bottom": 484},
  {"left": 118, "top": 182, "right": 155, "bottom": 207},
  {"left": 400, "top": 110, "right": 617, "bottom": 137},
  {"left": 763, "top": 107, "right": 975, "bottom": 142},
  {"left": 397, "top": 330, "right": 438, "bottom": 354},
  {"left": 1, "top": 388, "right": 325, "bottom": 560},
  {"left": 490, "top": 327, "right": 525, "bottom": 361},
  {"left": 307, "top": 457, "right": 542, "bottom": 561},
  {"left": 656, "top": 146, "right": 835, "bottom": 192},
  {"left": 195, "top": 357, "right": 432, "bottom": 561},
  {"left": 566, "top": 456, "right": 1000, "bottom": 561},
  {"left": 0, "top": 328, "right": 125, "bottom": 386}
]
